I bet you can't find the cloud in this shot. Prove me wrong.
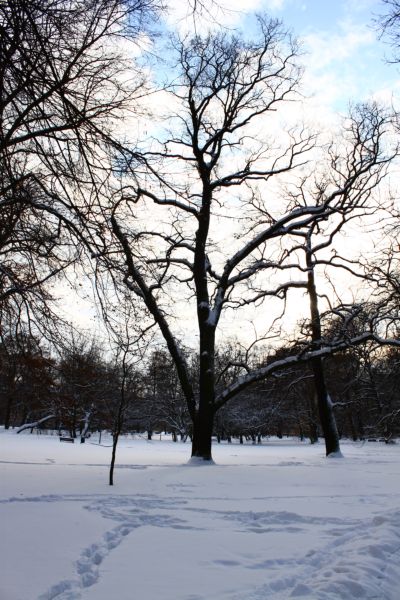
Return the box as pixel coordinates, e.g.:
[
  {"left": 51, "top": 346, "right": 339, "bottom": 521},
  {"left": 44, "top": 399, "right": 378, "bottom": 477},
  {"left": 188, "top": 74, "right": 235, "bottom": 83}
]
[
  {"left": 345, "top": 0, "right": 379, "bottom": 15},
  {"left": 295, "top": 18, "right": 381, "bottom": 119},
  {"left": 163, "top": 0, "right": 286, "bottom": 36},
  {"left": 303, "top": 20, "right": 374, "bottom": 72}
]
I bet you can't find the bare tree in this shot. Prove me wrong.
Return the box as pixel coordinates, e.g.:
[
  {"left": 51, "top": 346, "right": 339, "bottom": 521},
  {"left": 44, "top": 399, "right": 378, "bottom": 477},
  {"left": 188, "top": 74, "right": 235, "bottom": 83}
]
[
  {"left": 269, "top": 104, "right": 392, "bottom": 455},
  {"left": 0, "top": 0, "right": 158, "bottom": 337},
  {"left": 97, "top": 18, "right": 394, "bottom": 460},
  {"left": 107, "top": 18, "right": 305, "bottom": 459},
  {"left": 0, "top": 325, "right": 55, "bottom": 429},
  {"left": 56, "top": 337, "right": 110, "bottom": 438},
  {"left": 106, "top": 297, "right": 145, "bottom": 486},
  {"left": 379, "top": 0, "right": 400, "bottom": 59}
]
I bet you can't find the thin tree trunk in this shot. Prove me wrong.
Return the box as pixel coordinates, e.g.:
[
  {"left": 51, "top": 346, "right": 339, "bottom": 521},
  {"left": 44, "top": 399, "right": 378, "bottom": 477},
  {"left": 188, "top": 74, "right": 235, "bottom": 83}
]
[
  {"left": 109, "top": 348, "right": 129, "bottom": 485},
  {"left": 109, "top": 433, "right": 119, "bottom": 486},
  {"left": 4, "top": 395, "right": 12, "bottom": 429},
  {"left": 4, "top": 367, "right": 16, "bottom": 429}
]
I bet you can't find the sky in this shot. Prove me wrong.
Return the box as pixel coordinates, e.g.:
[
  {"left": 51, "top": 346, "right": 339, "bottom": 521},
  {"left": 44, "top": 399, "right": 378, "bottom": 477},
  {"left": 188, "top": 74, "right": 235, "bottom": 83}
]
[
  {"left": 65, "top": 0, "right": 400, "bottom": 346},
  {"left": 164, "top": 0, "right": 399, "bottom": 115},
  {"left": 154, "top": 0, "right": 400, "bottom": 339}
]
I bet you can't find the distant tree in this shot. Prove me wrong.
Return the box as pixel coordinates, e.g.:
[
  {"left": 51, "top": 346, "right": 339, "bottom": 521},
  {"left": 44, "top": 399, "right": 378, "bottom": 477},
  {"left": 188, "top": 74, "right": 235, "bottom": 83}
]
[
  {"left": 0, "top": 328, "right": 54, "bottom": 429},
  {"left": 144, "top": 349, "right": 191, "bottom": 440},
  {"left": 374, "top": 346, "right": 400, "bottom": 438},
  {"left": 56, "top": 338, "right": 109, "bottom": 438},
  {"left": 323, "top": 351, "right": 363, "bottom": 441}
]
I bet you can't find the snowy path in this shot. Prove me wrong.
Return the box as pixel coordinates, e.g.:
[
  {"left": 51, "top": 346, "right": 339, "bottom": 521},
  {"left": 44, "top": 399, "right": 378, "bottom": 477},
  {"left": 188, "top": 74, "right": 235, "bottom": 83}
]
[{"left": 1, "top": 432, "right": 400, "bottom": 600}]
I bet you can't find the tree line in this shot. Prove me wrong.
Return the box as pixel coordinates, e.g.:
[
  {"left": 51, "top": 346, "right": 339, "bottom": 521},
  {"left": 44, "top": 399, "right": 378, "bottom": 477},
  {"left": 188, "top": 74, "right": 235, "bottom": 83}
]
[
  {"left": 1, "top": 0, "right": 400, "bottom": 463},
  {"left": 1, "top": 325, "right": 399, "bottom": 445}
]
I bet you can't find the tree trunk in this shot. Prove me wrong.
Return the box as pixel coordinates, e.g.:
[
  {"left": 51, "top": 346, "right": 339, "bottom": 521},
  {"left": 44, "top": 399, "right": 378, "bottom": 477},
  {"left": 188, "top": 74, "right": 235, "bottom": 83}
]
[
  {"left": 311, "top": 361, "right": 340, "bottom": 455},
  {"left": 306, "top": 235, "right": 340, "bottom": 457},
  {"left": 109, "top": 368, "right": 127, "bottom": 485},
  {"left": 81, "top": 409, "right": 91, "bottom": 443},
  {"left": 109, "top": 432, "right": 118, "bottom": 486},
  {"left": 191, "top": 305, "right": 216, "bottom": 460},
  {"left": 347, "top": 406, "right": 358, "bottom": 442},
  {"left": 3, "top": 395, "right": 12, "bottom": 430},
  {"left": 309, "top": 422, "right": 318, "bottom": 444},
  {"left": 191, "top": 408, "right": 214, "bottom": 460},
  {"left": 3, "top": 368, "right": 16, "bottom": 429}
]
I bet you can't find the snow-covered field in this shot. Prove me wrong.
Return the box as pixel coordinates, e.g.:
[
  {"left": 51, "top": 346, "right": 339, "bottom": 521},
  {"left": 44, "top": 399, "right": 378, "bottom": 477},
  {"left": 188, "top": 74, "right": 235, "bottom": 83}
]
[{"left": 1, "top": 430, "right": 400, "bottom": 600}]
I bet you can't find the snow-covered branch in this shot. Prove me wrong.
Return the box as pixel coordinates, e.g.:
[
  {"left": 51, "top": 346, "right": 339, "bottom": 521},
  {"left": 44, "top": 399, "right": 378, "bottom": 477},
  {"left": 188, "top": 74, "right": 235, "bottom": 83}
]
[
  {"left": 215, "top": 333, "right": 400, "bottom": 409},
  {"left": 17, "top": 415, "right": 55, "bottom": 433}
]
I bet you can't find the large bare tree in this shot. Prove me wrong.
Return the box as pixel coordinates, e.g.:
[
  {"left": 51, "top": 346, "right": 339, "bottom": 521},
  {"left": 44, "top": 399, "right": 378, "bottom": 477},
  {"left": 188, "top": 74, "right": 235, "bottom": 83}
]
[{"left": 100, "top": 17, "right": 393, "bottom": 460}]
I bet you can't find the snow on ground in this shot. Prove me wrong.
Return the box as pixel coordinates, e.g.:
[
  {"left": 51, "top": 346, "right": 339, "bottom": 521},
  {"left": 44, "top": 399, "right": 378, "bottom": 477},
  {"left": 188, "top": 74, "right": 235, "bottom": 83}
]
[{"left": 1, "top": 429, "right": 400, "bottom": 600}]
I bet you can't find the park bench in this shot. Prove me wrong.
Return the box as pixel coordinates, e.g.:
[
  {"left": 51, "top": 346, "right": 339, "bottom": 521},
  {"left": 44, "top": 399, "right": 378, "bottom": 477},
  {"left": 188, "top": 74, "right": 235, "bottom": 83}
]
[{"left": 59, "top": 436, "right": 74, "bottom": 443}]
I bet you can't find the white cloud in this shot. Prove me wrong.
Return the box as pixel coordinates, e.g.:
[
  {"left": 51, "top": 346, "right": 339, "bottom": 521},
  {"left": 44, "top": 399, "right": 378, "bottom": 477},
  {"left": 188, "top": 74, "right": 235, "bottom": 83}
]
[
  {"left": 346, "top": 0, "right": 379, "bottom": 15},
  {"left": 163, "top": 0, "right": 286, "bottom": 36},
  {"left": 303, "top": 21, "right": 374, "bottom": 72},
  {"left": 295, "top": 19, "right": 380, "bottom": 121}
]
